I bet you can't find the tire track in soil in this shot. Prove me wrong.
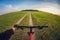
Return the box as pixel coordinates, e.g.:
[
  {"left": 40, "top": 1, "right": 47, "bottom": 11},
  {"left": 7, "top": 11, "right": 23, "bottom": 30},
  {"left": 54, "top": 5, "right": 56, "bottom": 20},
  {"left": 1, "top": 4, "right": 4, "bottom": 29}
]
[
  {"left": 15, "top": 14, "right": 27, "bottom": 25},
  {"left": 12, "top": 14, "right": 27, "bottom": 40},
  {"left": 29, "top": 13, "right": 35, "bottom": 40}
]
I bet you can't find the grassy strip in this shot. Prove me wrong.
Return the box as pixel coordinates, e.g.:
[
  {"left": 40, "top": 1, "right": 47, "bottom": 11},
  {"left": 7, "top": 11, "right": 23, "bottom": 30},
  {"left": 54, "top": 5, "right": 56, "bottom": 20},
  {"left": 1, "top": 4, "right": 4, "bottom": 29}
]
[
  {"left": 0, "top": 11, "right": 26, "bottom": 32},
  {"left": 32, "top": 11, "right": 60, "bottom": 40}
]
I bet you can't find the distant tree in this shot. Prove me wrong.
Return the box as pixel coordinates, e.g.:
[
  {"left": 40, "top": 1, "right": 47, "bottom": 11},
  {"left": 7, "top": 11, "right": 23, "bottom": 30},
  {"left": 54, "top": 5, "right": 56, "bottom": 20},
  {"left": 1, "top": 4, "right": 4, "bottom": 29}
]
[{"left": 21, "top": 9, "right": 39, "bottom": 12}]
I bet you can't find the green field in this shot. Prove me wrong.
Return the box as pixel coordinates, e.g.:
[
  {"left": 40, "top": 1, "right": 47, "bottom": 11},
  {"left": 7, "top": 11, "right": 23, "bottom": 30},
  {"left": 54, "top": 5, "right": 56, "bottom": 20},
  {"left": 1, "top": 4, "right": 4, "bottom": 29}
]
[
  {"left": 0, "top": 11, "right": 26, "bottom": 32},
  {"left": 0, "top": 10, "right": 60, "bottom": 40},
  {"left": 32, "top": 11, "right": 60, "bottom": 40}
]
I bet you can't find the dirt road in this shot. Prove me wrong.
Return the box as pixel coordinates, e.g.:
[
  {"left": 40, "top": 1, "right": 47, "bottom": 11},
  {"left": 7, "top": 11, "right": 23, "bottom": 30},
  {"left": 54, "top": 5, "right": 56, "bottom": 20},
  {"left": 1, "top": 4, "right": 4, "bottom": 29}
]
[
  {"left": 15, "top": 14, "right": 27, "bottom": 25},
  {"left": 29, "top": 13, "right": 35, "bottom": 40},
  {"left": 14, "top": 13, "right": 35, "bottom": 40},
  {"left": 29, "top": 13, "right": 33, "bottom": 26}
]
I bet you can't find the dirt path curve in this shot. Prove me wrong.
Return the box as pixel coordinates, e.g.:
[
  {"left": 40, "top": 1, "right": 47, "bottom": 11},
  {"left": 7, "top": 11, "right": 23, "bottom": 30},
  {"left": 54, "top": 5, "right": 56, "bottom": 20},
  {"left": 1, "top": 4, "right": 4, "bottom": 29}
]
[
  {"left": 29, "top": 13, "right": 35, "bottom": 40},
  {"left": 15, "top": 14, "right": 27, "bottom": 25}
]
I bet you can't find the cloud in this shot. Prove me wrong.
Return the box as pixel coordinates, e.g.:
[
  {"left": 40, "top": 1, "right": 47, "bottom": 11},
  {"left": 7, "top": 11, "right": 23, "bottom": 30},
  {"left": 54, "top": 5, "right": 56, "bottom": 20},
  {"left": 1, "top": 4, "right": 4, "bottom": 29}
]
[
  {"left": 25, "top": 2, "right": 60, "bottom": 15},
  {"left": 5, "top": 4, "right": 12, "bottom": 9},
  {"left": 5, "top": 4, "right": 21, "bottom": 12},
  {"left": 0, "top": 2, "right": 60, "bottom": 15},
  {"left": 0, "top": 4, "right": 21, "bottom": 15}
]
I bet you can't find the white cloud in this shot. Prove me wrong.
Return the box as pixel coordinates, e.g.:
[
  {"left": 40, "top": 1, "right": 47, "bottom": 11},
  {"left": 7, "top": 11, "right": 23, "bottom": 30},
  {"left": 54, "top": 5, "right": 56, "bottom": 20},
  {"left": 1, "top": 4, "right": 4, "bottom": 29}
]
[
  {"left": 25, "top": 2, "right": 60, "bottom": 15},
  {"left": 5, "top": 4, "right": 21, "bottom": 12},
  {"left": 1, "top": 2, "right": 60, "bottom": 15},
  {"left": 5, "top": 4, "right": 12, "bottom": 9}
]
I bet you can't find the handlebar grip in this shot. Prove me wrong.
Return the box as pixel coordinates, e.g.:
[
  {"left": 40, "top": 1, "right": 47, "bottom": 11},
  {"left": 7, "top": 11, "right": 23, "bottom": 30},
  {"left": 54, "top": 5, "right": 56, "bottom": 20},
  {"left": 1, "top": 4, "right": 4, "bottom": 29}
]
[
  {"left": 37, "top": 26, "right": 48, "bottom": 29},
  {"left": 42, "top": 26, "right": 48, "bottom": 28}
]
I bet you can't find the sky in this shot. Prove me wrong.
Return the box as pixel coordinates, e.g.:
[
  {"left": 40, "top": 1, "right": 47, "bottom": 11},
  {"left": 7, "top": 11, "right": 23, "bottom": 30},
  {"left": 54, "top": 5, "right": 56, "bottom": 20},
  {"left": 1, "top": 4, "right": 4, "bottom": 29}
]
[{"left": 0, "top": 0, "right": 60, "bottom": 15}]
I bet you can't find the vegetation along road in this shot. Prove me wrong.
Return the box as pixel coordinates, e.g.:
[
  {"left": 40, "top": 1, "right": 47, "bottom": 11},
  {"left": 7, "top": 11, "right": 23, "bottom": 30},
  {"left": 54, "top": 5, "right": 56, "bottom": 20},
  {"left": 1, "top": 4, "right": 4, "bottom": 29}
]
[{"left": 0, "top": 10, "right": 60, "bottom": 40}]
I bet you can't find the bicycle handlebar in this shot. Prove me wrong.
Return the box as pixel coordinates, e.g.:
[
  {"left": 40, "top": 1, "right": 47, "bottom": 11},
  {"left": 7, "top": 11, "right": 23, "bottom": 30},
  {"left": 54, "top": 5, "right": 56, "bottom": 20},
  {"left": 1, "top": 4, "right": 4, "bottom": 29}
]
[{"left": 14, "top": 24, "right": 48, "bottom": 29}]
